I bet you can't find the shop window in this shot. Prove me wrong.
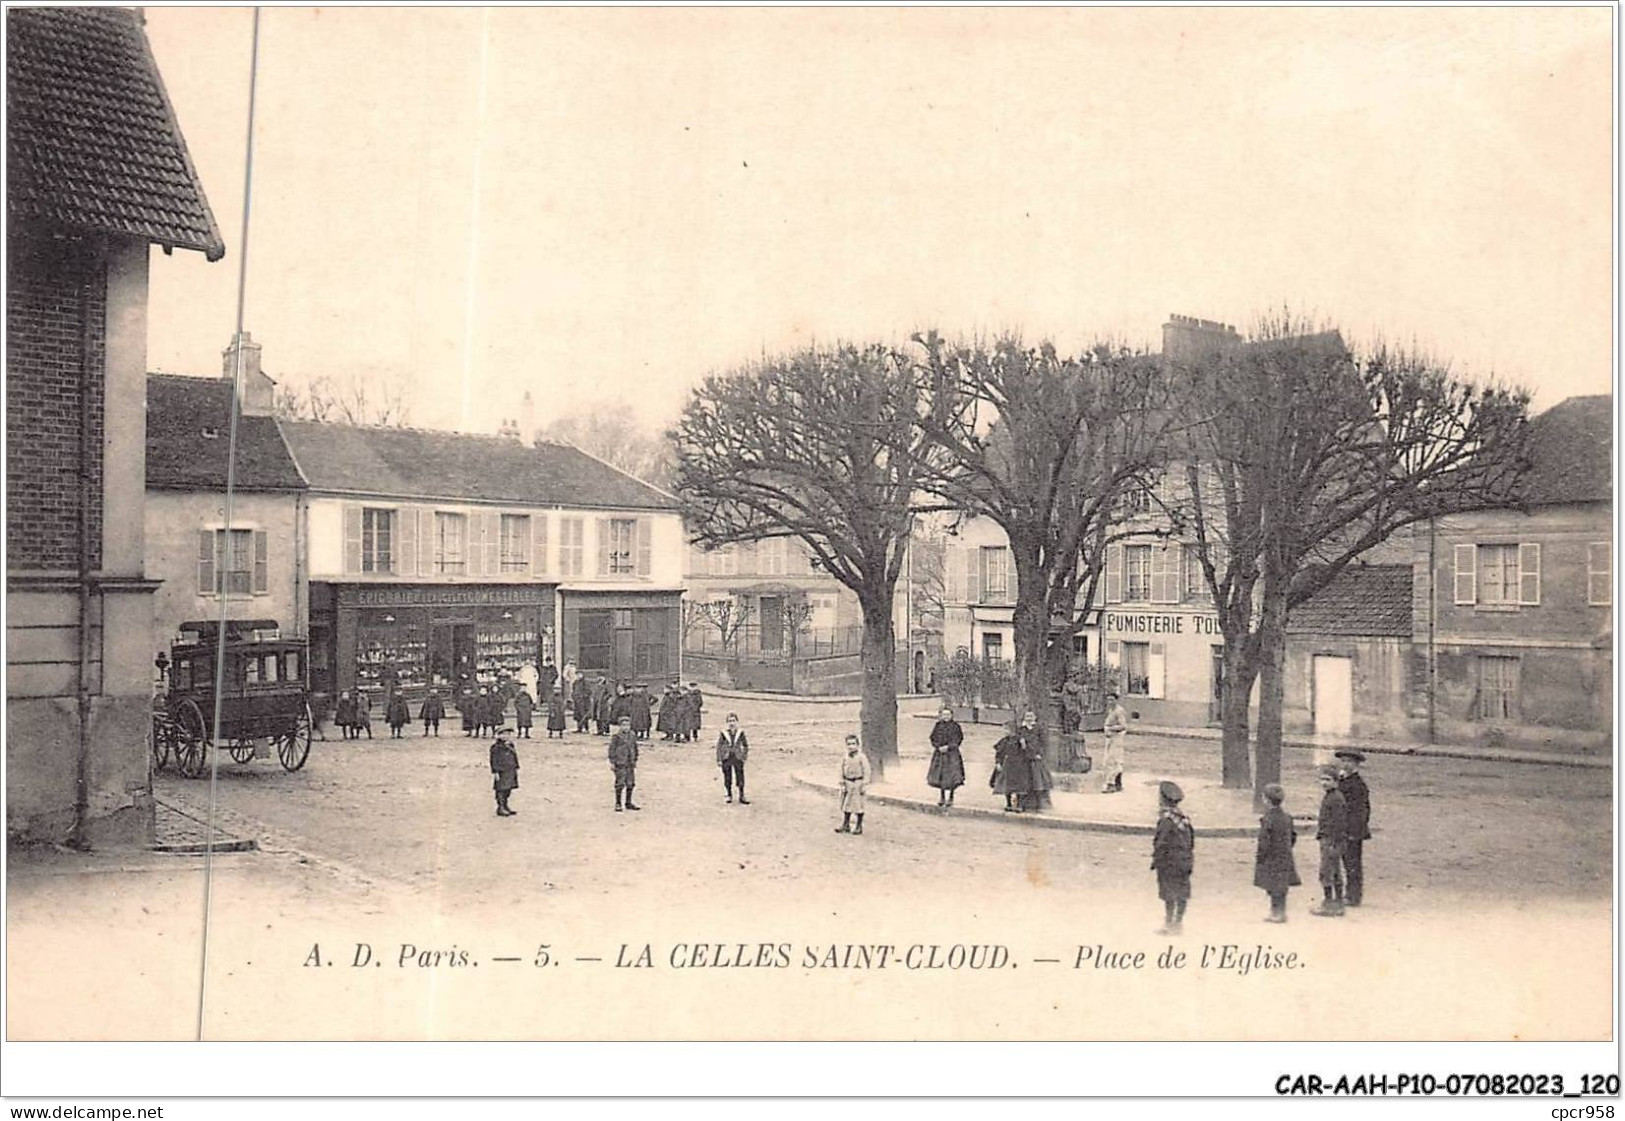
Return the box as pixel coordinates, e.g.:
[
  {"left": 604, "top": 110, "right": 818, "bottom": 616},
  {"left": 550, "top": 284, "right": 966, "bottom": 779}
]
[
  {"left": 362, "top": 508, "right": 394, "bottom": 573},
  {"left": 560, "top": 517, "right": 584, "bottom": 577},
  {"left": 1124, "top": 545, "right": 1152, "bottom": 603},
  {"left": 435, "top": 513, "right": 467, "bottom": 574},
  {"left": 1476, "top": 655, "right": 1520, "bottom": 721},
  {"left": 1123, "top": 641, "right": 1151, "bottom": 695},
  {"left": 500, "top": 514, "right": 531, "bottom": 573}
]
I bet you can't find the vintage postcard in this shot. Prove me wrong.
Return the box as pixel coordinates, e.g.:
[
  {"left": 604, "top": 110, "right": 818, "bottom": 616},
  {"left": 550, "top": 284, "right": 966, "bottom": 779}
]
[{"left": 4, "top": 3, "right": 1616, "bottom": 1099}]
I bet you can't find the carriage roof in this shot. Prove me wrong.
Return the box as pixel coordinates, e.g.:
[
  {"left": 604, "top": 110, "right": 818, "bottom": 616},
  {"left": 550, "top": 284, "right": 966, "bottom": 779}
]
[{"left": 171, "top": 620, "right": 305, "bottom": 656}]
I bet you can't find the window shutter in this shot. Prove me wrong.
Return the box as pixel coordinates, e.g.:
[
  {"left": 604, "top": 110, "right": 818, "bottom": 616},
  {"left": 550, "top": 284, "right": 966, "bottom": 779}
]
[
  {"left": 1589, "top": 542, "right": 1611, "bottom": 605},
  {"left": 343, "top": 503, "right": 362, "bottom": 574},
  {"left": 1002, "top": 549, "right": 1016, "bottom": 605},
  {"left": 463, "top": 515, "right": 481, "bottom": 577},
  {"left": 418, "top": 509, "right": 433, "bottom": 576},
  {"left": 965, "top": 548, "right": 981, "bottom": 605},
  {"left": 253, "top": 530, "right": 269, "bottom": 594},
  {"left": 1150, "top": 545, "right": 1172, "bottom": 603},
  {"left": 978, "top": 548, "right": 990, "bottom": 603},
  {"left": 636, "top": 518, "right": 653, "bottom": 576},
  {"left": 484, "top": 512, "right": 501, "bottom": 574},
  {"left": 395, "top": 507, "right": 415, "bottom": 577},
  {"left": 945, "top": 545, "right": 962, "bottom": 603},
  {"left": 1518, "top": 543, "right": 1541, "bottom": 605},
  {"left": 1453, "top": 543, "right": 1477, "bottom": 605},
  {"left": 533, "top": 515, "right": 549, "bottom": 576},
  {"left": 1148, "top": 641, "right": 1167, "bottom": 699},
  {"left": 198, "top": 529, "right": 216, "bottom": 595},
  {"left": 739, "top": 540, "right": 758, "bottom": 576},
  {"left": 1106, "top": 544, "right": 1123, "bottom": 603},
  {"left": 597, "top": 517, "right": 611, "bottom": 575}
]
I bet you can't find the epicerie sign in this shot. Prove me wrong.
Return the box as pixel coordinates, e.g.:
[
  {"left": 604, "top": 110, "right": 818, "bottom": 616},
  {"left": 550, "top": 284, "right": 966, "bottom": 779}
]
[
  {"left": 1104, "top": 611, "right": 1223, "bottom": 636},
  {"left": 342, "top": 586, "right": 539, "bottom": 608}
]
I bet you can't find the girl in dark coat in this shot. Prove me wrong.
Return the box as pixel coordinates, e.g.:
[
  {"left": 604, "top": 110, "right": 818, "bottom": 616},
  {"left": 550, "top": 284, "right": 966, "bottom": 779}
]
[
  {"left": 513, "top": 690, "right": 535, "bottom": 738},
  {"left": 1254, "top": 782, "right": 1301, "bottom": 923},
  {"left": 926, "top": 704, "right": 966, "bottom": 808},
  {"left": 385, "top": 692, "right": 411, "bottom": 738},
  {"left": 489, "top": 736, "right": 519, "bottom": 816},
  {"left": 419, "top": 690, "right": 445, "bottom": 737},
  {"left": 335, "top": 691, "right": 357, "bottom": 740},
  {"left": 1151, "top": 781, "right": 1195, "bottom": 935},
  {"left": 546, "top": 690, "right": 567, "bottom": 737},
  {"left": 991, "top": 713, "right": 1039, "bottom": 812}
]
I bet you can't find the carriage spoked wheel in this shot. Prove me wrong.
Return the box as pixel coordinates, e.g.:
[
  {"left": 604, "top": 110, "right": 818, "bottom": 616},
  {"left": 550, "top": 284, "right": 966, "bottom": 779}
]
[
  {"left": 275, "top": 702, "right": 314, "bottom": 772},
  {"left": 171, "top": 697, "right": 211, "bottom": 779},
  {"left": 227, "top": 739, "right": 257, "bottom": 765}
]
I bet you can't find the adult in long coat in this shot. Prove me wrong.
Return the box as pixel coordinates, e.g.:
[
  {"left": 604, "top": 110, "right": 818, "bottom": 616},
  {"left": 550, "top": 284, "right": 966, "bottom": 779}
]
[
  {"left": 608, "top": 717, "right": 640, "bottom": 810},
  {"left": 419, "top": 690, "right": 445, "bottom": 736},
  {"left": 631, "top": 685, "right": 653, "bottom": 739},
  {"left": 1335, "top": 751, "right": 1372, "bottom": 906},
  {"left": 489, "top": 736, "right": 519, "bottom": 816},
  {"left": 513, "top": 690, "right": 535, "bottom": 738},
  {"left": 1253, "top": 782, "right": 1301, "bottom": 922},
  {"left": 540, "top": 658, "right": 559, "bottom": 703},
  {"left": 657, "top": 686, "right": 678, "bottom": 739},
  {"left": 571, "top": 675, "right": 593, "bottom": 733},
  {"left": 1311, "top": 768, "right": 1348, "bottom": 917},
  {"left": 592, "top": 678, "right": 613, "bottom": 735},
  {"left": 1151, "top": 781, "right": 1195, "bottom": 934},
  {"left": 991, "top": 715, "right": 1039, "bottom": 812},
  {"left": 546, "top": 691, "right": 567, "bottom": 737},
  {"left": 688, "top": 683, "right": 705, "bottom": 738},
  {"left": 926, "top": 705, "right": 965, "bottom": 807},
  {"left": 1023, "top": 713, "right": 1054, "bottom": 812}
]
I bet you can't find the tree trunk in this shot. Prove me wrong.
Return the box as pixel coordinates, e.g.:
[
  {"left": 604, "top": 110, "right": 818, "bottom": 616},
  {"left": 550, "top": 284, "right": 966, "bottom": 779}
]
[
  {"left": 1219, "top": 634, "right": 1258, "bottom": 790},
  {"left": 1253, "top": 591, "right": 1290, "bottom": 807},
  {"left": 858, "top": 594, "right": 900, "bottom": 779},
  {"left": 1009, "top": 550, "right": 1056, "bottom": 764}
]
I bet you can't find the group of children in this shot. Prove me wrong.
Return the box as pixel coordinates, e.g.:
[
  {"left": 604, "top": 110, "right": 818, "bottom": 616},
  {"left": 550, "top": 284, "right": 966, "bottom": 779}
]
[{"left": 1148, "top": 749, "right": 1373, "bottom": 934}]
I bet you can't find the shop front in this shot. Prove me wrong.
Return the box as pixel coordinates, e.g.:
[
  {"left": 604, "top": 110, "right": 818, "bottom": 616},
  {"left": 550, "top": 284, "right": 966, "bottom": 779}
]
[
  {"left": 1100, "top": 606, "right": 1224, "bottom": 727},
  {"left": 311, "top": 582, "right": 557, "bottom": 713},
  {"left": 558, "top": 586, "right": 682, "bottom": 686}
]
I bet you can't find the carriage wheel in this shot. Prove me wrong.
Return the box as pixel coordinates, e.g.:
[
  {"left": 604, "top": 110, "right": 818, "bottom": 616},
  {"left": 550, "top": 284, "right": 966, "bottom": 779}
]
[
  {"left": 227, "top": 740, "right": 256, "bottom": 765},
  {"left": 276, "top": 703, "right": 313, "bottom": 772},
  {"left": 149, "top": 716, "right": 172, "bottom": 771},
  {"left": 172, "top": 698, "right": 211, "bottom": 779}
]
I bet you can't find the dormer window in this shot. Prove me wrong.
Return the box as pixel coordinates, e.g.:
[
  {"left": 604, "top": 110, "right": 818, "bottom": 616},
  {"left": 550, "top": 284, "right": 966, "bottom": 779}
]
[{"left": 202, "top": 426, "right": 220, "bottom": 440}]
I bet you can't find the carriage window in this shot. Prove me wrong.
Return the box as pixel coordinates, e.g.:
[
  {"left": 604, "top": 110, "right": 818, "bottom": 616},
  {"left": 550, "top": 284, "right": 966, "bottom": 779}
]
[
  {"left": 174, "top": 660, "right": 192, "bottom": 691},
  {"left": 244, "top": 656, "right": 260, "bottom": 684},
  {"left": 285, "top": 651, "right": 301, "bottom": 681},
  {"left": 262, "top": 655, "right": 280, "bottom": 683}
]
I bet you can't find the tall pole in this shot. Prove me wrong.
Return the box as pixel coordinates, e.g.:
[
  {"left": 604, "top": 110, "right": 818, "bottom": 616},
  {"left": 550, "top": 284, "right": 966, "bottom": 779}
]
[{"left": 459, "top": 8, "right": 491, "bottom": 431}]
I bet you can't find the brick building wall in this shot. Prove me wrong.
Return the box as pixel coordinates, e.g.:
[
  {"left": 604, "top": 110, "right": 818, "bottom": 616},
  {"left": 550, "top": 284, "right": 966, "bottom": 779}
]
[{"left": 7, "top": 232, "right": 105, "bottom": 572}]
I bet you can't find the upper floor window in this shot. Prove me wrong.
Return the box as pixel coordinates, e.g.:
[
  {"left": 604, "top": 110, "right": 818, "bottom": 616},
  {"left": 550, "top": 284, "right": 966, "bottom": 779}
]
[
  {"left": 1120, "top": 487, "right": 1152, "bottom": 518},
  {"left": 1124, "top": 545, "right": 1153, "bottom": 603},
  {"left": 980, "top": 546, "right": 1010, "bottom": 601},
  {"left": 435, "top": 512, "right": 467, "bottom": 575},
  {"left": 199, "top": 528, "right": 268, "bottom": 596},
  {"left": 761, "top": 538, "right": 786, "bottom": 576},
  {"left": 1589, "top": 543, "right": 1611, "bottom": 606},
  {"left": 362, "top": 508, "right": 393, "bottom": 573},
  {"left": 715, "top": 544, "right": 738, "bottom": 576},
  {"left": 1455, "top": 542, "right": 1539, "bottom": 607},
  {"left": 1182, "top": 543, "right": 1206, "bottom": 600},
  {"left": 499, "top": 514, "right": 531, "bottom": 573},
  {"left": 606, "top": 518, "right": 637, "bottom": 575}
]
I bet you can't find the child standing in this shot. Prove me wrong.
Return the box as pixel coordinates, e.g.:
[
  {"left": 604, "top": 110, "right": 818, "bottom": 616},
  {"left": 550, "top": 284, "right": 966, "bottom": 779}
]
[
  {"left": 1311, "top": 766, "right": 1348, "bottom": 917},
  {"left": 1254, "top": 782, "right": 1301, "bottom": 923},
  {"left": 608, "top": 715, "right": 640, "bottom": 811},
  {"left": 385, "top": 691, "right": 410, "bottom": 738},
  {"left": 926, "top": 704, "right": 965, "bottom": 809},
  {"left": 835, "top": 734, "right": 870, "bottom": 835},
  {"left": 513, "top": 689, "right": 535, "bottom": 739},
  {"left": 1151, "top": 780, "right": 1194, "bottom": 935},
  {"left": 489, "top": 734, "right": 519, "bottom": 817},
  {"left": 419, "top": 689, "right": 444, "bottom": 737},
  {"left": 546, "top": 689, "right": 567, "bottom": 738}
]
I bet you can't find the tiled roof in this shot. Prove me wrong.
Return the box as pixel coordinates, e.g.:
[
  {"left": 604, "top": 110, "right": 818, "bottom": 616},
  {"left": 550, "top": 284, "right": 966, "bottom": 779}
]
[
  {"left": 1517, "top": 394, "right": 1612, "bottom": 507},
  {"left": 1287, "top": 564, "right": 1413, "bottom": 638},
  {"left": 279, "top": 421, "right": 679, "bottom": 511},
  {"left": 147, "top": 375, "right": 305, "bottom": 491},
  {"left": 8, "top": 8, "right": 224, "bottom": 259}
]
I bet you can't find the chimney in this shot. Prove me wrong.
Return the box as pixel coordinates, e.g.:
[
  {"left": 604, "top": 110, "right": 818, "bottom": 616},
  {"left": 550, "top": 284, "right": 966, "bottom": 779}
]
[
  {"left": 223, "top": 331, "right": 276, "bottom": 416},
  {"left": 1161, "top": 314, "right": 1241, "bottom": 362},
  {"left": 497, "top": 417, "right": 520, "bottom": 440},
  {"left": 519, "top": 391, "right": 536, "bottom": 443}
]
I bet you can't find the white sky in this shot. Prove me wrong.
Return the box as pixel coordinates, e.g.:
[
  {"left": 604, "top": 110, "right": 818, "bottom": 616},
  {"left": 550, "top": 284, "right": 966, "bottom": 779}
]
[{"left": 142, "top": 6, "right": 1614, "bottom": 434}]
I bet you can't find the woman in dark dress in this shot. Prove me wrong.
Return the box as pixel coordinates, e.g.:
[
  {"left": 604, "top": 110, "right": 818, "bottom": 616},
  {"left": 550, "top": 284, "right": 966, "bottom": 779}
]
[{"left": 926, "top": 704, "right": 966, "bottom": 808}]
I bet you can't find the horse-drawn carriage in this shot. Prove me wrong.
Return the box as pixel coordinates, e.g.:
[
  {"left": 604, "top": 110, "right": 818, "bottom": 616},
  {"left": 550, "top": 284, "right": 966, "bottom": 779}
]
[{"left": 150, "top": 619, "right": 314, "bottom": 779}]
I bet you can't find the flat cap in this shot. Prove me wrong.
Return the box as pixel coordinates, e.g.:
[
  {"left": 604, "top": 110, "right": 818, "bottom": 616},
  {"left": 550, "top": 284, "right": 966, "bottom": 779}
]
[
  {"left": 1334, "top": 750, "right": 1366, "bottom": 763},
  {"left": 1158, "top": 780, "right": 1184, "bottom": 802}
]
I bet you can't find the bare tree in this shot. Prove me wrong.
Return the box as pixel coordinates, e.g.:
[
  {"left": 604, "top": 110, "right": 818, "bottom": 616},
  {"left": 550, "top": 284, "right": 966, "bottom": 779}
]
[
  {"left": 671, "top": 342, "right": 938, "bottom": 776},
  {"left": 702, "top": 598, "right": 754, "bottom": 657},
  {"left": 1175, "top": 315, "right": 1530, "bottom": 799},
  {"left": 540, "top": 410, "right": 675, "bottom": 490},
  {"left": 909, "top": 333, "right": 1170, "bottom": 752},
  {"left": 783, "top": 596, "right": 816, "bottom": 693},
  {"left": 272, "top": 368, "right": 414, "bottom": 427}
]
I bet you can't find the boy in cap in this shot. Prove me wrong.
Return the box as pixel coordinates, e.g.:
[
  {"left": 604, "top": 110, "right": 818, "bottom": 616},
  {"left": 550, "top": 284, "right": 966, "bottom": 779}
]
[
  {"left": 608, "top": 714, "right": 641, "bottom": 811},
  {"left": 1336, "top": 750, "right": 1372, "bottom": 906},
  {"left": 489, "top": 732, "right": 519, "bottom": 817},
  {"left": 1151, "top": 780, "right": 1195, "bottom": 935},
  {"left": 1254, "top": 782, "right": 1301, "bottom": 923},
  {"left": 1311, "top": 765, "right": 1348, "bottom": 917}
]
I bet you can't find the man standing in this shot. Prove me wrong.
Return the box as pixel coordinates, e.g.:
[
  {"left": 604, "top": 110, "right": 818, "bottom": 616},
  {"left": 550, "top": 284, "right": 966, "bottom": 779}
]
[
  {"left": 540, "top": 656, "right": 559, "bottom": 703},
  {"left": 688, "top": 682, "right": 705, "bottom": 740},
  {"left": 571, "top": 673, "right": 593, "bottom": 733},
  {"left": 1100, "top": 689, "right": 1129, "bottom": 794},
  {"left": 608, "top": 715, "right": 641, "bottom": 811},
  {"left": 1311, "top": 765, "right": 1348, "bottom": 917},
  {"left": 592, "top": 676, "right": 613, "bottom": 735},
  {"left": 1336, "top": 750, "right": 1372, "bottom": 906},
  {"left": 716, "top": 713, "right": 750, "bottom": 804}
]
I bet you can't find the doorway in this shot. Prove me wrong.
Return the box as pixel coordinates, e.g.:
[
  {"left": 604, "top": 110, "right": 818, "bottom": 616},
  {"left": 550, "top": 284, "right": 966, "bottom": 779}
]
[
  {"left": 759, "top": 595, "right": 784, "bottom": 652},
  {"left": 1312, "top": 655, "right": 1354, "bottom": 738},
  {"left": 431, "top": 621, "right": 477, "bottom": 706}
]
